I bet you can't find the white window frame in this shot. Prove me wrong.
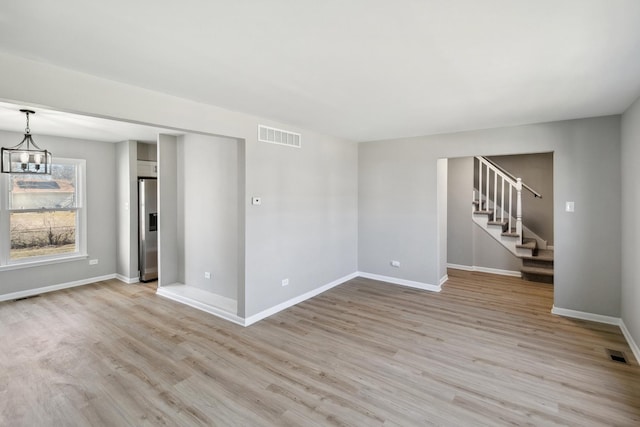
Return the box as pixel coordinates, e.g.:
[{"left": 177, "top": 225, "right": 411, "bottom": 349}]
[{"left": 0, "top": 158, "right": 87, "bottom": 270}]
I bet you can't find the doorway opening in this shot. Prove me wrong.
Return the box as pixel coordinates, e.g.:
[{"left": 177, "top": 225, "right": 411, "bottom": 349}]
[{"left": 445, "top": 152, "right": 554, "bottom": 283}]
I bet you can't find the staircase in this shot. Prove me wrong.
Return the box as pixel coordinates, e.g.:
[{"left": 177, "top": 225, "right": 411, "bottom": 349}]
[{"left": 472, "top": 156, "right": 554, "bottom": 283}]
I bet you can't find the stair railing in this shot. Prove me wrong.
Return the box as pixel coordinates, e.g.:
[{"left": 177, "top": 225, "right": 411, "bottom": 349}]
[
  {"left": 475, "top": 156, "right": 541, "bottom": 244},
  {"left": 482, "top": 156, "right": 542, "bottom": 199}
]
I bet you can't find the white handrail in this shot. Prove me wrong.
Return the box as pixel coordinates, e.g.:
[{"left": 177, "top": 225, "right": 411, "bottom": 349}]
[
  {"left": 477, "top": 156, "right": 518, "bottom": 187},
  {"left": 482, "top": 156, "right": 542, "bottom": 199}
]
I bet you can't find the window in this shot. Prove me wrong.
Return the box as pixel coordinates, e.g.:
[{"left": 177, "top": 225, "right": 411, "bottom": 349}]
[{"left": 1, "top": 158, "right": 86, "bottom": 267}]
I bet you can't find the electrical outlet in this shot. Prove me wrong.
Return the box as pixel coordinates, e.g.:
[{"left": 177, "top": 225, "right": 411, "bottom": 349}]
[
  {"left": 204, "top": 272, "right": 211, "bottom": 279},
  {"left": 282, "top": 278, "right": 289, "bottom": 287},
  {"left": 391, "top": 260, "right": 400, "bottom": 268},
  {"left": 89, "top": 259, "right": 99, "bottom": 265}
]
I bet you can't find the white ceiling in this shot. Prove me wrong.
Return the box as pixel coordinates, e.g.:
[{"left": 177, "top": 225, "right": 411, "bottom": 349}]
[{"left": 0, "top": 0, "right": 639, "bottom": 142}]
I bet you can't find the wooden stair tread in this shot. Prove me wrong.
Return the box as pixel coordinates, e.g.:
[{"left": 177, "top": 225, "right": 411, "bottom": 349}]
[
  {"left": 516, "top": 240, "right": 537, "bottom": 250},
  {"left": 521, "top": 266, "right": 554, "bottom": 276},
  {"left": 502, "top": 232, "right": 520, "bottom": 237},
  {"left": 522, "top": 253, "right": 554, "bottom": 261},
  {"left": 487, "top": 220, "right": 508, "bottom": 226},
  {"left": 473, "top": 210, "right": 494, "bottom": 215},
  {"left": 537, "top": 249, "right": 554, "bottom": 257}
]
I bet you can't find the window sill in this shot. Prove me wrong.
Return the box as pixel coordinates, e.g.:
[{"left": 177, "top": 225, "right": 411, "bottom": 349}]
[{"left": 0, "top": 254, "right": 89, "bottom": 272}]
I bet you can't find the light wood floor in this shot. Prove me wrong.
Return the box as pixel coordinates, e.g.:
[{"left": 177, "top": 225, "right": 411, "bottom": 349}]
[{"left": 1, "top": 270, "right": 639, "bottom": 426}]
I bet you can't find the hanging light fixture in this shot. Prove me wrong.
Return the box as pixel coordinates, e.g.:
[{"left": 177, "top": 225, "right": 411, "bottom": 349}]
[{"left": 1, "top": 109, "right": 52, "bottom": 174}]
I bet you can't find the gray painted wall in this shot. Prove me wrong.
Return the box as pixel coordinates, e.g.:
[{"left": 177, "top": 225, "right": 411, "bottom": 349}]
[
  {"left": 0, "top": 131, "right": 116, "bottom": 294},
  {"left": 0, "top": 52, "right": 627, "bottom": 324},
  {"left": 244, "top": 133, "right": 359, "bottom": 316},
  {"left": 176, "top": 134, "right": 239, "bottom": 300},
  {"left": 158, "top": 134, "right": 178, "bottom": 287},
  {"left": 472, "top": 226, "right": 522, "bottom": 272},
  {"left": 621, "top": 95, "right": 640, "bottom": 350},
  {"left": 448, "top": 157, "right": 474, "bottom": 266},
  {"left": 360, "top": 116, "right": 621, "bottom": 316},
  {"left": 447, "top": 156, "right": 521, "bottom": 272},
  {"left": 0, "top": 52, "right": 358, "bottom": 320}
]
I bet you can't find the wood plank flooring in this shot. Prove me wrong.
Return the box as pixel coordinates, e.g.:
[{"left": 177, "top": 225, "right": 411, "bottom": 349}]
[{"left": 1, "top": 270, "right": 639, "bottom": 426}]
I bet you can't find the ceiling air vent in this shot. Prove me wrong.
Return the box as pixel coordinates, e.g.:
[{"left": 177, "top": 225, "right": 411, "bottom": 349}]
[{"left": 258, "top": 125, "right": 301, "bottom": 148}]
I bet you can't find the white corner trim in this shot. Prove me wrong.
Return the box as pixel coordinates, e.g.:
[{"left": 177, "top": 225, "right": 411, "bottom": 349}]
[
  {"left": 156, "top": 285, "right": 245, "bottom": 326},
  {"left": 551, "top": 305, "right": 621, "bottom": 325},
  {"left": 244, "top": 272, "right": 359, "bottom": 326},
  {"left": 357, "top": 272, "right": 441, "bottom": 292},
  {"left": 447, "top": 263, "right": 520, "bottom": 277},
  {"left": 0, "top": 273, "right": 117, "bottom": 302},
  {"left": 620, "top": 320, "right": 640, "bottom": 364},
  {"left": 116, "top": 274, "right": 140, "bottom": 284},
  {"left": 439, "top": 274, "right": 449, "bottom": 287}
]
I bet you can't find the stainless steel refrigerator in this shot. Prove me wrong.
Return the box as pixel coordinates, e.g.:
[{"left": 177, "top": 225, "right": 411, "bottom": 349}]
[{"left": 139, "top": 178, "right": 158, "bottom": 282}]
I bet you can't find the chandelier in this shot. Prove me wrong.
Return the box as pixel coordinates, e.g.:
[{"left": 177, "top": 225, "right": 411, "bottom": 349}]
[{"left": 1, "top": 109, "right": 52, "bottom": 175}]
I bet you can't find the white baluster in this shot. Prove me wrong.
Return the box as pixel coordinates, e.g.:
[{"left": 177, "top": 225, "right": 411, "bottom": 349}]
[
  {"left": 493, "top": 171, "right": 498, "bottom": 217},
  {"left": 516, "top": 178, "right": 523, "bottom": 244},
  {"left": 478, "top": 160, "right": 483, "bottom": 210},
  {"left": 508, "top": 184, "right": 513, "bottom": 233},
  {"left": 501, "top": 178, "right": 505, "bottom": 222},
  {"left": 486, "top": 164, "right": 490, "bottom": 212}
]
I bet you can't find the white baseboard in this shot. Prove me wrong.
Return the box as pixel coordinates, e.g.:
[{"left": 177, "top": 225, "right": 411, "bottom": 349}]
[
  {"left": 0, "top": 273, "right": 117, "bottom": 302},
  {"left": 552, "top": 306, "right": 640, "bottom": 363},
  {"left": 551, "top": 305, "right": 620, "bottom": 325},
  {"left": 473, "top": 266, "right": 521, "bottom": 277},
  {"left": 156, "top": 284, "right": 245, "bottom": 326},
  {"left": 357, "top": 272, "right": 441, "bottom": 292},
  {"left": 244, "top": 272, "right": 359, "bottom": 326},
  {"left": 116, "top": 274, "right": 140, "bottom": 284},
  {"left": 620, "top": 320, "right": 640, "bottom": 364},
  {"left": 245, "top": 271, "right": 440, "bottom": 326},
  {"left": 447, "top": 263, "right": 521, "bottom": 277},
  {"left": 447, "top": 263, "right": 473, "bottom": 271}
]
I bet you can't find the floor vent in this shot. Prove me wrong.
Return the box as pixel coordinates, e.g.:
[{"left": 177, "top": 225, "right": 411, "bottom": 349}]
[
  {"left": 606, "top": 349, "right": 628, "bottom": 364},
  {"left": 258, "top": 125, "right": 301, "bottom": 148},
  {"left": 14, "top": 295, "right": 40, "bottom": 302}
]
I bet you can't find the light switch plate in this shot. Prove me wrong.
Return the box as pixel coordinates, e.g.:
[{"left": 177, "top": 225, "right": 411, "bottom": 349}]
[{"left": 565, "top": 201, "right": 575, "bottom": 212}]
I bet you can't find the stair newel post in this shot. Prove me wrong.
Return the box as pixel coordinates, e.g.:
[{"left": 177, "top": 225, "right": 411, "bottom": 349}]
[
  {"left": 508, "top": 183, "right": 513, "bottom": 233},
  {"left": 516, "top": 177, "right": 523, "bottom": 244}
]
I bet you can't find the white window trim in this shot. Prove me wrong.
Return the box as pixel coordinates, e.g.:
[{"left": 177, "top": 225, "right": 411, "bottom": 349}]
[{"left": 0, "top": 157, "right": 87, "bottom": 270}]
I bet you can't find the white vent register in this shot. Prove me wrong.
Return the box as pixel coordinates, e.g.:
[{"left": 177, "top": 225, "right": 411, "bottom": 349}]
[{"left": 258, "top": 125, "right": 301, "bottom": 148}]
